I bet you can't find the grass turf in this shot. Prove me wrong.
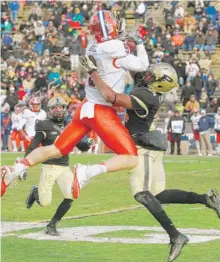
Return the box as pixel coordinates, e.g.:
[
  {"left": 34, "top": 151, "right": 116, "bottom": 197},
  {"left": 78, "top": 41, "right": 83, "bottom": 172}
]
[{"left": 1, "top": 153, "right": 220, "bottom": 262}]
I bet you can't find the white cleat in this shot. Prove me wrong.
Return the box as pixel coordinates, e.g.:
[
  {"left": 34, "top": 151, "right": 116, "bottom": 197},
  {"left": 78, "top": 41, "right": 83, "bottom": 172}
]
[
  {"left": 1, "top": 166, "right": 15, "bottom": 197},
  {"left": 72, "top": 164, "right": 89, "bottom": 199}
]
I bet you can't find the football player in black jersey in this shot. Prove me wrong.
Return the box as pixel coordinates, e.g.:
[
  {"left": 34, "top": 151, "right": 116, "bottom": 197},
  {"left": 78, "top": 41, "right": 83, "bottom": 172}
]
[
  {"left": 79, "top": 56, "right": 220, "bottom": 262},
  {"left": 25, "top": 97, "right": 94, "bottom": 236}
]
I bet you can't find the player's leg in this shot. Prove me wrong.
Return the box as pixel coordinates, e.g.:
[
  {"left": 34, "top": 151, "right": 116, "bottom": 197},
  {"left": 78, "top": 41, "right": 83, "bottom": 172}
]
[
  {"left": 11, "top": 131, "right": 18, "bottom": 152},
  {"left": 170, "top": 133, "right": 175, "bottom": 155},
  {"left": 130, "top": 148, "right": 189, "bottom": 262},
  {"left": 217, "top": 133, "right": 220, "bottom": 154},
  {"left": 72, "top": 105, "right": 138, "bottom": 198},
  {"left": 1, "top": 103, "right": 90, "bottom": 196},
  {"left": 176, "top": 134, "right": 181, "bottom": 155},
  {"left": 194, "top": 131, "right": 201, "bottom": 155},
  {"left": 44, "top": 166, "right": 75, "bottom": 235}
]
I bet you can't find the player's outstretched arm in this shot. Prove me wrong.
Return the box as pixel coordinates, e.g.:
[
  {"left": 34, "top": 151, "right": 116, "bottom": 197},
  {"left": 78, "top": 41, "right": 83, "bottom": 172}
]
[{"left": 79, "top": 55, "right": 132, "bottom": 109}]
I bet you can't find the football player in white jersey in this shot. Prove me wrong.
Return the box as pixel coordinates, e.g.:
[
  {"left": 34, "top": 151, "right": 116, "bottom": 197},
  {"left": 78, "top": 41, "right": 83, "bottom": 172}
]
[
  {"left": 190, "top": 109, "right": 202, "bottom": 155},
  {"left": 11, "top": 105, "right": 25, "bottom": 152},
  {"left": 1, "top": 10, "right": 149, "bottom": 197},
  {"left": 17, "top": 97, "right": 46, "bottom": 151},
  {"left": 214, "top": 107, "right": 220, "bottom": 154}
]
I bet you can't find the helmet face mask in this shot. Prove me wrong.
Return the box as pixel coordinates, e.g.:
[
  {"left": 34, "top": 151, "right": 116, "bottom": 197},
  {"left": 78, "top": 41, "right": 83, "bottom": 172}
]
[
  {"left": 47, "top": 97, "right": 67, "bottom": 121},
  {"left": 29, "top": 97, "right": 41, "bottom": 112}
]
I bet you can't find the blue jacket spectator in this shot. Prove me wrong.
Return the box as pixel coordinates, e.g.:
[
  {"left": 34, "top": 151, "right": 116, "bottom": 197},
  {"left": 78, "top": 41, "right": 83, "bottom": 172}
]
[
  {"left": 9, "top": 1, "right": 20, "bottom": 22},
  {"left": 48, "top": 69, "right": 61, "bottom": 85},
  {"left": 3, "top": 33, "right": 13, "bottom": 47},
  {"left": 34, "top": 39, "right": 45, "bottom": 56},
  {"left": 72, "top": 8, "right": 84, "bottom": 26},
  {"left": 198, "top": 113, "right": 215, "bottom": 132},
  {"left": 205, "top": 3, "right": 218, "bottom": 24},
  {"left": 182, "top": 34, "right": 195, "bottom": 51}
]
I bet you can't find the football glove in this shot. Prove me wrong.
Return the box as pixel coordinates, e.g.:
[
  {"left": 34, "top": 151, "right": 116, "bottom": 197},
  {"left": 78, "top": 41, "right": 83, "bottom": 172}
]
[
  {"left": 79, "top": 55, "right": 97, "bottom": 75},
  {"left": 122, "top": 34, "right": 143, "bottom": 45}
]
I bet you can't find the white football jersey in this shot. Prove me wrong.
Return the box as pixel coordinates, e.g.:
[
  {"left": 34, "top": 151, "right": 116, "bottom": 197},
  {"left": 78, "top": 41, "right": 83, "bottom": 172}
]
[
  {"left": 191, "top": 114, "right": 201, "bottom": 130},
  {"left": 214, "top": 114, "right": 220, "bottom": 130},
  {"left": 11, "top": 112, "right": 22, "bottom": 130},
  {"left": 85, "top": 39, "right": 149, "bottom": 105},
  {"left": 17, "top": 109, "right": 47, "bottom": 137}
]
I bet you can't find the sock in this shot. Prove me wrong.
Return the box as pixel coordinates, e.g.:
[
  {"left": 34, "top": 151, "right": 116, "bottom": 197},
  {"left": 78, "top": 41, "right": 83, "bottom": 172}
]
[
  {"left": 49, "top": 199, "right": 73, "bottom": 226},
  {"left": 12, "top": 141, "right": 17, "bottom": 151},
  {"left": 218, "top": 144, "right": 220, "bottom": 153},
  {"left": 85, "top": 164, "right": 107, "bottom": 180},
  {"left": 135, "top": 191, "right": 180, "bottom": 239},
  {"left": 4, "top": 158, "right": 30, "bottom": 185},
  {"left": 156, "top": 189, "right": 207, "bottom": 205},
  {"left": 195, "top": 141, "right": 201, "bottom": 154},
  {"left": 20, "top": 140, "right": 25, "bottom": 151}
]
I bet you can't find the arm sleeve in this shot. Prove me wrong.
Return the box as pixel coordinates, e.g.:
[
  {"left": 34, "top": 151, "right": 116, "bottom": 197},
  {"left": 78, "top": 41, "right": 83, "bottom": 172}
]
[
  {"left": 76, "top": 141, "right": 90, "bottom": 152},
  {"left": 129, "top": 88, "right": 150, "bottom": 110},
  {"left": 17, "top": 113, "right": 28, "bottom": 131},
  {"left": 115, "top": 44, "right": 149, "bottom": 72}
]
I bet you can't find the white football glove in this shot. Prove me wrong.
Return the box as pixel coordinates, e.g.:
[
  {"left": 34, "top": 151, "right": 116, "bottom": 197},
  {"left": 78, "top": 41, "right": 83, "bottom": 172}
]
[{"left": 79, "top": 55, "right": 97, "bottom": 74}]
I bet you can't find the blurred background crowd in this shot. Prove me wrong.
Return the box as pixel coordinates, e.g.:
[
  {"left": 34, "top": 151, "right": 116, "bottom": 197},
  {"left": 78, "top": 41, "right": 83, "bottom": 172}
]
[{"left": 1, "top": 0, "right": 220, "bottom": 154}]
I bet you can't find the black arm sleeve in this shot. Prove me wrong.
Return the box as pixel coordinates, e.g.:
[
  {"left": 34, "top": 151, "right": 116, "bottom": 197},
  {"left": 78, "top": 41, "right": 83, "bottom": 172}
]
[
  {"left": 76, "top": 141, "right": 90, "bottom": 152},
  {"left": 25, "top": 131, "right": 45, "bottom": 156}
]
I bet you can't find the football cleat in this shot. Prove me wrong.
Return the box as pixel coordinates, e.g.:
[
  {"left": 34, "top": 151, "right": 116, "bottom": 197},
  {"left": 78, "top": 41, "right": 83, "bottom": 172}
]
[
  {"left": 26, "top": 185, "right": 38, "bottom": 209},
  {"left": 72, "top": 164, "right": 89, "bottom": 199},
  {"left": 45, "top": 224, "right": 60, "bottom": 236},
  {"left": 206, "top": 189, "right": 220, "bottom": 218},
  {"left": 1, "top": 166, "right": 15, "bottom": 197},
  {"left": 168, "top": 234, "right": 189, "bottom": 262}
]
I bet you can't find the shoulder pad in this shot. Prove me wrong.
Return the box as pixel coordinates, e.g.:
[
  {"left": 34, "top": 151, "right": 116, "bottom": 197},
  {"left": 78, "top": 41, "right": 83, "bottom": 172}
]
[{"left": 101, "top": 39, "right": 127, "bottom": 58}]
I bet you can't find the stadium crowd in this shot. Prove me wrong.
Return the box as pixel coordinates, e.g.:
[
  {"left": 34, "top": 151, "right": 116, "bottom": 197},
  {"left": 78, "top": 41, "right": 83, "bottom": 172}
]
[{"left": 1, "top": 0, "right": 220, "bottom": 154}]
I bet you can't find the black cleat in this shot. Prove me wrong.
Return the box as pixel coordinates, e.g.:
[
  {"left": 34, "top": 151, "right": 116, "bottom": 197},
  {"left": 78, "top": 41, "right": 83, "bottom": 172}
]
[
  {"left": 26, "top": 185, "right": 38, "bottom": 209},
  {"left": 45, "top": 224, "right": 60, "bottom": 236},
  {"left": 168, "top": 234, "right": 189, "bottom": 262},
  {"left": 206, "top": 189, "right": 220, "bottom": 218}
]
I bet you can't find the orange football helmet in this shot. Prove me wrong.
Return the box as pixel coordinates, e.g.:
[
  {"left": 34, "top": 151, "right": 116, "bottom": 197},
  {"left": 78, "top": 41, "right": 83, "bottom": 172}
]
[
  {"left": 89, "top": 10, "right": 118, "bottom": 43},
  {"left": 29, "top": 97, "right": 41, "bottom": 112}
]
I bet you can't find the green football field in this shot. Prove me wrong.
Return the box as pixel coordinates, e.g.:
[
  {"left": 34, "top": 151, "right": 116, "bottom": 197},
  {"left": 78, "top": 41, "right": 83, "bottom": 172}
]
[{"left": 1, "top": 153, "right": 220, "bottom": 262}]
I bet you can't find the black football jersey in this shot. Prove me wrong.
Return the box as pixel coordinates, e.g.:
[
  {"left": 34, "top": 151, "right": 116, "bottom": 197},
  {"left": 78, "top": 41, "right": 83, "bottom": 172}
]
[
  {"left": 125, "top": 87, "right": 162, "bottom": 136},
  {"left": 25, "top": 119, "right": 90, "bottom": 166}
]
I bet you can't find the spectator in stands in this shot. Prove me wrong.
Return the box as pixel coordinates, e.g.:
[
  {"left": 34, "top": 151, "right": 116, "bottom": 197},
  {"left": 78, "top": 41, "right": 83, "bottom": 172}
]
[
  {"left": 174, "top": 49, "right": 187, "bottom": 64},
  {"left": 185, "top": 94, "right": 200, "bottom": 114},
  {"left": 135, "top": 1, "right": 146, "bottom": 21},
  {"left": 171, "top": 30, "right": 184, "bottom": 50},
  {"left": 182, "top": 32, "right": 195, "bottom": 51},
  {"left": 174, "top": 3, "right": 184, "bottom": 19},
  {"left": 207, "top": 98, "right": 219, "bottom": 113},
  {"left": 184, "top": 13, "right": 196, "bottom": 33},
  {"left": 1, "top": 104, "right": 12, "bottom": 151},
  {"left": 198, "top": 53, "right": 212, "bottom": 73},
  {"left": 204, "top": 28, "right": 218, "bottom": 52},
  {"left": 206, "top": 73, "right": 217, "bottom": 98},
  {"left": 164, "top": 87, "right": 177, "bottom": 112},
  {"left": 153, "top": 44, "right": 164, "bottom": 63},
  {"left": 2, "top": 16, "right": 13, "bottom": 34},
  {"left": 199, "top": 87, "right": 208, "bottom": 109},
  {"left": 33, "top": 72, "right": 48, "bottom": 92},
  {"left": 165, "top": 13, "right": 175, "bottom": 30},
  {"left": 192, "top": 71, "right": 203, "bottom": 99},
  {"left": 34, "top": 20, "right": 45, "bottom": 39},
  {"left": 161, "top": 34, "right": 175, "bottom": 55},
  {"left": 174, "top": 60, "right": 186, "bottom": 86},
  {"left": 198, "top": 109, "right": 214, "bottom": 156},
  {"left": 9, "top": 0, "right": 20, "bottom": 23},
  {"left": 72, "top": 7, "right": 84, "bottom": 26},
  {"left": 214, "top": 107, "right": 220, "bottom": 154},
  {"left": 185, "top": 59, "right": 200, "bottom": 81},
  {"left": 28, "top": 2, "right": 42, "bottom": 22},
  {"left": 205, "top": 2, "right": 218, "bottom": 25},
  {"left": 2, "top": 85, "right": 18, "bottom": 112},
  {"left": 168, "top": 110, "right": 185, "bottom": 155},
  {"left": 48, "top": 67, "right": 61, "bottom": 85},
  {"left": 22, "top": 74, "right": 36, "bottom": 94},
  {"left": 3, "top": 33, "right": 13, "bottom": 48},
  {"left": 162, "top": 50, "right": 174, "bottom": 66},
  {"left": 194, "top": 29, "right": 206, "bottom": 50},
  {"left": 34, "top": 38, "right": 45, "bottom": 56},
  {"left": 194, "top": 0, "right": 205, "bottom": 20},
  {"left": 181, "top": 80, "right": 195, "bottom": 106}
]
